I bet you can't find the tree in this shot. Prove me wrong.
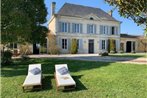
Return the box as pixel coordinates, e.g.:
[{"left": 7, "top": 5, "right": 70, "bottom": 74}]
[
  {"left": 105, "top": 0, "right": 147, "bottom": 33},
  {"left": 1, "top": 0, "right": 48, "bottom": 46}
]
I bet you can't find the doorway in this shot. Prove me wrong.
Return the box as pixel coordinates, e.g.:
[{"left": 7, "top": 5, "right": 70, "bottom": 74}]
[
  {"left": 88, "top": 39, "right": 94, "bottom": 53},
  {"left": 33, "top": 43, "right": 40, "bottom": 54},
  {"left": 126, "top": 41, "right": 131, "bottom": 52}
]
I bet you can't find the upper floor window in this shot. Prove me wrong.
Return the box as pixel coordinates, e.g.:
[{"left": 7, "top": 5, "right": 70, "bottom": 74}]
[
  {"left": 100, "top": 25, "right": 118, "bottom": 35},
  {"left": 100, "top": 25, "right": 109, "bottom": 34},
  {"left": 62, "top": 39, "right": 67, "bottom": 49},
  {"left": 87, "top": 24, "right": 96, "bottom": 34},
  {"left": 59, "top": 22, "right": 70, "bottom": 33},
  {"left": 111, "top": 26, "right": 115, "bottom": 35},
  {"left": 111, "top": 26, "right": 118, "bottom": 35},
  {"left": 72, "top": 23, "right": 82, "bottom": 33}
]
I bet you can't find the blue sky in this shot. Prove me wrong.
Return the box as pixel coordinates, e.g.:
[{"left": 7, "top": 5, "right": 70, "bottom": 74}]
[{"left": 44, "top": 0, "right": 144, "bottom": 35}]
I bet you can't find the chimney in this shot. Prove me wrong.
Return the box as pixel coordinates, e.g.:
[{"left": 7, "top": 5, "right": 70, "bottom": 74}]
[
  {"left": 108, "top": 10, "right": 113, "bottom": 16},
  {"left": 51, "top": 2, "right": 56, "bottom": 16}
]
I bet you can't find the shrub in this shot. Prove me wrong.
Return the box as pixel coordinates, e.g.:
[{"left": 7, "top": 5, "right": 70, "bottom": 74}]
[
  {"left": 110, "top": 39, "right": 115, "bottom": 53},
  {"left": 48, "top": 46, "right": 60, "bottom": 54},
  {"left": 1, "top": 50, "right": 13, "bottom": 65},
  {"left": 70, "top": 39, "right": 78, "bottom": 54},
  {"left": 21, "top": 55, "right": 30, "bottom": 60},
  {"left": 48, "top": 33, "right": 60, "bottom": 54},
  {"left": 99, "top": 52, "right": 109, "bottom": 56},
  {"left": 19, "top": 43, "right": 32, "bottom": 55}
]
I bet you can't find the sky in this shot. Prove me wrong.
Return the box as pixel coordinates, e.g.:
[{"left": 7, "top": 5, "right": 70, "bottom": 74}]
[{"left": 44, "top": 0, "right": 144, "bottom": 35}]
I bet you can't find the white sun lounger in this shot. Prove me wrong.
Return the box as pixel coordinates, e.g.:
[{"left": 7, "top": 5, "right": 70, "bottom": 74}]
[
  {"left": 55, "top": 64, "right": 76, "bottom": 91},
  {"left": 22, "top": 64, "right": 42, "bottom": 91}
]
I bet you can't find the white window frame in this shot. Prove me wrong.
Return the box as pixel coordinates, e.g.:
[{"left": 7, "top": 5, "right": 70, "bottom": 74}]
[
  {"left": 73, "top": 23, "right": 81, "bottom": 33},
  {"left": 102, "top": 40, "right": 106, "bottom": 50},
  {"left": 61, "top": 22, "right": 69, "bottom": 32},
  {"left": 62, "top": 39, "right": 67, "bottom": 49}
]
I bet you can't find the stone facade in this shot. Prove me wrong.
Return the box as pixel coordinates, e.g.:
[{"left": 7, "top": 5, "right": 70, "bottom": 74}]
[{"left": 48, "top": 3, "right": 121, "bottom": 54}]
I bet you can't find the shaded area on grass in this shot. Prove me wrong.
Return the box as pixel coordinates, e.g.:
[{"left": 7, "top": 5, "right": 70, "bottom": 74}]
[
  {"left": 109, "top": 53, "right": 147, "bottom": 58},
  {"left": 1, "top": 58, "right": 147, "bottom": 98},
  {"left": 1, "top": 58, "right": 111, "bottom": 77}
]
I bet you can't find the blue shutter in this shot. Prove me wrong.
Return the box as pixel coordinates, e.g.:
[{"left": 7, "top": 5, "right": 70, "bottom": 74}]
[
  {"left": 94, "top": 25, "right": 96, "bottom": 34},
  {"left": 87, "top": 24, "right": 89, "bottom": 33},
  {"left": 80, "top": 24, "right": 83, "bottom": 33},
  {"left": 59, "top": 38, "right": 62, "bottom": 49},
  {"left": 58, "top": 22, "right": 61, "bottom": 32},
  {"left": 72, "top": 23, "right": 74, "bottom": 33},
  {"left": 110, "top": 26, "right": 112, "bottom": 35},
  {"left": 100, "top": 25, "right": 103, "bottom": 34},
  {"left": 68, "top": 23, "right": 70, "bottom": 33},
  {"left": 116, "top": 26, "right": 118, "bottom": 35},
  {"left": 68, "top": 39, "right": 71, "bottom": 51},
  {"left": 62, "top": 22, "right": 64, "bottom": 32},
  {"left": 99, "top": 40, "right": 102, "bottom": 50},
  {"left": 105, "top": 40, "right": 107, "bottom": 50},
  {"left": 79, "top": 39, "right": 83, "bottom": 50},
  {"left": 107, "top": 26, "right": 109, "bottom": 35}
]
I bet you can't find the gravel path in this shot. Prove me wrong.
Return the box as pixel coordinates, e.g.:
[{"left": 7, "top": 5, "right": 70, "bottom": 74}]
[{"left": 13, "top": 54, "right": 147, "bottom": 65}]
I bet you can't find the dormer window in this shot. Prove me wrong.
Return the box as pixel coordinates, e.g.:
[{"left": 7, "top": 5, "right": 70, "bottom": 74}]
[{"left": 90, "top": 17, "right": 94, "bottom": 20}]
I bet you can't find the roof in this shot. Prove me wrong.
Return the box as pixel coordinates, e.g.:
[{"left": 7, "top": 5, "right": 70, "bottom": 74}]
[
  {"left": 57, "top": 3, "right": 118, "bottom": 22},
  {"left": 120, "top": 34, "right": 140, "bottom": 38}
]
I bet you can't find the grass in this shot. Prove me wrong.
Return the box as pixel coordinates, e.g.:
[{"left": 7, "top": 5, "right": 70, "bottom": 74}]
[
  {"left": 109, "top": 53, "right": 147, "bottom": 58},
  {"left": 1, "top": 58, "right": 147, "bottom": 98}
]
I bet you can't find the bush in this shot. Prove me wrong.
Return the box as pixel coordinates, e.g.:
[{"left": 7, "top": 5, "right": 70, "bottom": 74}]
[
  {"left": 110, "top": 39, "right": 116, "bottom": 53},
  {"left": 21, "top": 55, "right": 30, "bottom": 60},
  {"left": 1, "top": 50, "right": 13, "bottom": 65},
  {"left": 48, "top": 33, "right": 60, "bottom": 54},
  {"left": 70, "top": 39, "right": 78, "bottom": 54},
  {"left": 48, "top": 46, "right": 60, "bottom": 54},
  {"left": 131, "top": 51, "right": 136, "bottom": 53},
  {"left": 99, "top": 52, "right": 109, "bottom": 56},
  {"left": 110, "top": 50, "right": 115, "bottom": 54},
  {"left": 119, "top": 50, "right": 124, "bottom": 53}
]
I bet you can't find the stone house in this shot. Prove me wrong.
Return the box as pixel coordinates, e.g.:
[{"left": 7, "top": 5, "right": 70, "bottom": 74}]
[{"left": 48, "top": 2, "right": 121, "bottom": 54}]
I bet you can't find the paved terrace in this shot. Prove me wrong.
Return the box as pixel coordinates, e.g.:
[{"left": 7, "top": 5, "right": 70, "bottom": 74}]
[{"left": 13, "top": 54, "right": 147, "bottom": 65}]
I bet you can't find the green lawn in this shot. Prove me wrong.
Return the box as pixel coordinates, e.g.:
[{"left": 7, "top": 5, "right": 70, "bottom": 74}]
[
  {"left": 109, "top": 53, "right": 147, "bottom": 58},
  {"left": 1, "top": 58, "right": 147, "bottom": 98}
]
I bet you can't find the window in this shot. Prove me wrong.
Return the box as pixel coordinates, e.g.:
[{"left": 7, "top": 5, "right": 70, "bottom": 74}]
[
  {"left": 9, "top": 43, "right": 17, "bottom": 49},
  {"left": 62, "top": 39, "right": 67, "bottom": 49},
  {"left": 77, "top": 39, "right": 79, "bottom": 49},
  {"left": 90, "top": 17, "right": 94, "bottom": 20},
  {"left": 100, "top": 25, "right": 108, "bottom": 34},
  {"left": 87, "top": 24, "right": 96, "bottom": 34},
  {"left": 59, "top": 22, "right": 70, "bottom": 32},
  {"left": 72, "top": 23, "right": 82, "bottom": 33},
  {"left": 111, "top": 26, "right": 115, "bottom": 35},
  {"left": 102, "top": 40, "right": 105, "bottom": 50},
  {"left": 110, "top": 26, "right": 118, "bottom": 35}
]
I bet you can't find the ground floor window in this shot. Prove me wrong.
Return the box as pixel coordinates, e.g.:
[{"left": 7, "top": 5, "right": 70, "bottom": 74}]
[
  {"left": 77, "top": 39, "right": 79, "bottom": 49},
  {"left": 62, "top": 39, "right": 67, "bottom": 49},
  {"left": 102, "top": 40, "right": 106, "bottom": 50},
  {"left": 9, "top": 43, "right": 17, "bottom": 49}
]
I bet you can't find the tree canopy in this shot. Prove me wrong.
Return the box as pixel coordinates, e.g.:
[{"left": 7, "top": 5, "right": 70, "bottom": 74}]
[
  {"left": 105, "top": 0, "right": 147, "bottom": 33},
  {"left": 1, "top": 0, "right": 48, "bottom": 45}
]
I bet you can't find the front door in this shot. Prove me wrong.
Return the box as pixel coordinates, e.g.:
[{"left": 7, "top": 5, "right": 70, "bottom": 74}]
[
  {"left": 126, "top": 41, "right": 131, "bottom": 52},
  {"left": 88, "top": 39, "right": 94, "bottom": 53},
  {"left": 33, "top": 43, "right": 39, "bottom": 54}
]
